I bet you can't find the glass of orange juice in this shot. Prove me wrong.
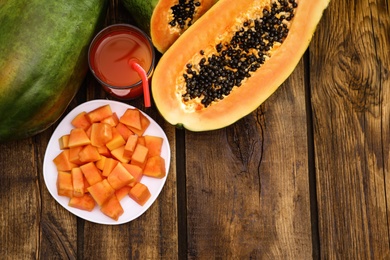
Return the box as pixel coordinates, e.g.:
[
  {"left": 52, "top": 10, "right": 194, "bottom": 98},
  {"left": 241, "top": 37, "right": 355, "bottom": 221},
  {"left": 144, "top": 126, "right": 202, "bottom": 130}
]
[{"left": 88, "top": 24, "right": 156, "bottom": 100}]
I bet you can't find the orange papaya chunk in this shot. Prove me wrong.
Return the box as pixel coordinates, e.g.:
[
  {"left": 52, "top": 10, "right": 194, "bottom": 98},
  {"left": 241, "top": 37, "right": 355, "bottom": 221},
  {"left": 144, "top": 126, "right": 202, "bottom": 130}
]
[
  {"left": 53, "top": 149, "right": 77, "bottom": 172},
  {"left": 68, "top": 128, "right": 91, "bottom": 148},
  {"left": 68, "top": 194, "right": 96, "bottom": 212},
  {"left": 87, "top": 179, "right": 115, "bottom": 206},
  {"left": 127, "top": 112, "right": 150, "bottom": 136},
  {"left": 97, "top": 145, "right": 111, "bottom": 157},
  {"left": 144, "top": 135, "right": 163, "bottom": 158},
  {"left": 115, "top": 186, "right": 132, "bottom": 201},
  {"left": 71, "top": 167, "right": 85, "bottom": 197},
  {"left": 119, "top": 108, "right": 142, "bottom": 130},
  {"left": 71, "top": 111, "right": 91, "bottom": 130},
  {"left": 78, "top": 144, "right": 101, "bottom": 163},
  {"left": 143, "top": 155, "right": 166, "bottom": 179},
  {"left": 86, "top": 104, "right": 113, "bottom": 123},
  {"left": 111, "top": 146, "right": 130, "bottom": 164},
  {"left": 58, "top": 134, "right": 70, "bottom": 150},
  {"left": 106, "top": 127, "right": 126, "bottom": 151},
  {"left": 137, "top": 136, "right": 146, "bottom": 146},
  {"left": 122, "top": 163, "right": 143, "bottom": 187},
  {"left": 57, "top": 171, "right": 73, "bottom": 198},
  {"left": 107, "top": 162, "right": 134, "bottom": 190},
  {"left": 68, "top": 146, "right": 83, "bottom": 165},
  {"left": 83, "top": 176, "right": 91, "bottom": 193},
  {"left": 115, "top": 122, "right": 134, "bottom": 141},
  {"left": 100, "top": 195, "right": 124, "bottom": 221},
  {"left": 129, "top": 182, "right": 151, "bottom": 206},
  {"left": 101, "top": 112, "right": 119, "bottom": 127},
  {"left": 124, "top": 134, "right": 138, "bottom": 158},
  {"left": 95, "top": 155, "right": 107, "bottom": 171},
  {"left": 131, "top": 144, "right": 148, "bottom": 169},
  {"left": 102, "top": 157, "right": 119, "bottom": 177},
  {"left": 80, "top": 162, "right": 103, "bottom": 186},
  {"left": 90, "top": 123, "right": 113, "bottom": 147},
  {"left": 85, "top": 125, "right": 92, "bottom": 139}
]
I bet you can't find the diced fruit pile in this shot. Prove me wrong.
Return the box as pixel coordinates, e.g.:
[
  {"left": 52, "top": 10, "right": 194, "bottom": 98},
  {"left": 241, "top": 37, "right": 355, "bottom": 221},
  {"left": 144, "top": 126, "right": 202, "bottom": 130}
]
[{"left": 52, "top": 104, "right": 166, "bottom": 221}]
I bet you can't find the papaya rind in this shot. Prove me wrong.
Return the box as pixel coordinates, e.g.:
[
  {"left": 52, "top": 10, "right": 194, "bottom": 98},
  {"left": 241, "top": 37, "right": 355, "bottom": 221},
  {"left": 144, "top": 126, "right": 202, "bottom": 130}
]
[
  {"left": 0, "top": 0, "right": 107, "bottom": 142},
  {"left": 152, "top": 0, "right": 331, "bottom": 131}
]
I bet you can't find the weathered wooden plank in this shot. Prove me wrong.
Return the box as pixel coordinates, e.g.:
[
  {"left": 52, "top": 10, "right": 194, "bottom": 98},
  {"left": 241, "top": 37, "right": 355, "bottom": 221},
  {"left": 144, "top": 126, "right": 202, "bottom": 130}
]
[
  {"left": 310, "top": 0, "right": 390, "bottom": 258},
  {"left": 184, "top": 58, "right": 313, "bottom": 258},
  {"left": 0, "top": 139, "right": 42, "bottom": 259}
]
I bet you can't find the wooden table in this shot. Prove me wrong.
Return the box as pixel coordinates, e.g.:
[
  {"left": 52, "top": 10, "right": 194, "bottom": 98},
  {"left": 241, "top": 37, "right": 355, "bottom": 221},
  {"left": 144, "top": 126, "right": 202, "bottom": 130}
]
[{"left": 1, "top": 0, "right": 389, "bottom": 259}]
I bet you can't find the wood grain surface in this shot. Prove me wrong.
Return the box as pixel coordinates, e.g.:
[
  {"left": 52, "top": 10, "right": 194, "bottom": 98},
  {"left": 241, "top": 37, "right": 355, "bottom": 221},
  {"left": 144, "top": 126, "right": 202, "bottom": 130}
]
[
  {"left": 0, "top": 0, "right": 389, "bottom": 259},
  {"left": 310, "top": 0, "right": 390, "bottom": 258}
]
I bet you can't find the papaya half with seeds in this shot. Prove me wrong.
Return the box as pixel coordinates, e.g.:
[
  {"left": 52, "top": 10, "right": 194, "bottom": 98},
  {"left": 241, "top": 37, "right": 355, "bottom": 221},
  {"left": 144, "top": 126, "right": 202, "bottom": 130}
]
[
  {"left": 152, "top": 0, "right": 330, "bottom": 131},
  {"left": 121, "top": 0, "right": 218, "bottom": 53}
]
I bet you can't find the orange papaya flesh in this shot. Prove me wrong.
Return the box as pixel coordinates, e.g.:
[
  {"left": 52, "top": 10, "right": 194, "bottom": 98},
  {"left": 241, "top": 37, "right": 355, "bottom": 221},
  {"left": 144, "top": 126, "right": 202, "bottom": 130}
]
[
  {"left": 52, "top": 104, "right": 168, "bottom": 220},
  {"left": 68, "top": 194, "right": 96, "bottom": 212},
  {"left": 152, "top": 0, "right": 330, "bottom": 131},
  {"left": 122, "top": 0, "right": 218, "bottom": 53},
  {"left": 100, "top": 195, "right": 124, "bottom": 221}
]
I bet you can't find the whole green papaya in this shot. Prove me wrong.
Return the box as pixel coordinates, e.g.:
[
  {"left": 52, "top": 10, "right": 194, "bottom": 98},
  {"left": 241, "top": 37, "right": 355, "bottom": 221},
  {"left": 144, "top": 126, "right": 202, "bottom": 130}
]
[{"left": 0, "top": 0, "right": 107, "bottom": 142}]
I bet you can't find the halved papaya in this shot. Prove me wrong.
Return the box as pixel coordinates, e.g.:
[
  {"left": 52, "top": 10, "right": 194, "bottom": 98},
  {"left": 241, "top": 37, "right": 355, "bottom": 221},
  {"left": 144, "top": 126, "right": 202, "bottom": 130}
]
[
  {"left": 152, "top": 0, "right": 330, "bottom": 131},
  {"left": 122, "top": 0, "right": 218, "bottom": 53}
]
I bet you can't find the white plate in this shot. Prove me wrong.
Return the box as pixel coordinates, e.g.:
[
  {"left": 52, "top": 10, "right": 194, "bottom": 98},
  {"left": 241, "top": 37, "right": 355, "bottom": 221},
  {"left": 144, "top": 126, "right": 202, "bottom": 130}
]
[{"left": 43, "top": 99, "right": 171, "bottom": 225}]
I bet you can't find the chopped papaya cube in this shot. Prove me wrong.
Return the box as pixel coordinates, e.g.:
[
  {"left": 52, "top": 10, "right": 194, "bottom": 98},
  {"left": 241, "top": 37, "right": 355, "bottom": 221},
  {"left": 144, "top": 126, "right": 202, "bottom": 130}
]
[
  {"left": 90, "top": 123, "right": 112, "bottom": 147},
  {"left": 71, "top": 111, "right": 91, "bottom": 130},
  {"left": 68, "top": 194, "right": 96, "bottom": 212},
  {"left": 80, "top": 162, "right": 103, "bottom": 186},
  {"left": 115, "top": 122, "right": 133, "bottom": 141},
  {"left": 86, "top": 104, "right": 113, "bottom": 123},
  {"left": 100, "top": 195, "right": 124, "bottom": 221},
  {"left": 131, "top": 144, "right": 148, "bottom": 169},
  {"left": 53, "top": 149, "right": 77, "bottom": 172},
  {"left": 87, "top": 179, "right": 115, "bottom": 206},
  {"left": 144, "top": 135, "right": 163, "bottom": 158},
  {"left": 129, "top": 182, "right": 151, "bottom": 206},
  {"left": 107, "top": 162, "right": 134, "bottom": 190},
  {"left": 102, "top": 157, "right": 119, "bottom": 177},
  {"left": 101, "top": 112, "right": 119, "bottom": 127},
  {"left": 58, "top": 134, "right": 70, "bottom": 150},
  {"left": 68, "top": 146, "right": 83, "bottom": 165},
  {"left": 106, "top": 127, "right": 126, "bottom": 151},
  {"left": 95, "top": 155, "right": 107, "bottom": 171},
  {"left": 127, "top": 112, "right": 150, "bottom": 136},
  {"left": 83, "top": 176, "right": 91, "bottom": 193},
  {"left": 143, "top": 155, "right": 166, "bottom": 179},
  {"left": 137, "top": 136, "right": 145, "bottom": 146},
  {"left": 97, "top": 145, "right": 111, "bottom": 157},
  {"left": 68, "top": 128, "right": 91, "bottom": 148},
  {"left": 85, "top": 125, "right": 92, "bottom": 139},
  {"left": 119, "top": 108, "right": 142, "bottom": 130},
  {"left": 122, "top": 163, "right": 143, "bottom": 183},
  {"left": 71, "top": 167, "right": 85, "bottom": 197},
  {"left": 124, "top": 134, "right": 138, "bottom": 158},
  {"left": 57, "top": 171, "right": 73, "bottom": 198},
  {"left": 78, "top": 144, "right": 101, "bottom": 163},
  {"left": 111, "top": 146, "right": 130, "bottom": 164},
  {"left": 115, "top": 186, "right": 132, "bottom": 201}
]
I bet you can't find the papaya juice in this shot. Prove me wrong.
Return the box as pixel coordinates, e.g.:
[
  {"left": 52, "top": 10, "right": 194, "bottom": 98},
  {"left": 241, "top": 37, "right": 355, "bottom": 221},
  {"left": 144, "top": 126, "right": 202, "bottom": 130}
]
[{"left": 89, "top": 24, "right": 155, "bottom": 99}]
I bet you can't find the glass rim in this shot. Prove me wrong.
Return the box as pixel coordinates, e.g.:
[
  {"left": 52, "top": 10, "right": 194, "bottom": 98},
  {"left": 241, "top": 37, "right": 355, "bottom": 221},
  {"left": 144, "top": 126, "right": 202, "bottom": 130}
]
[{"left": 88, "top": 23, "right": 156, "bottom": 90}]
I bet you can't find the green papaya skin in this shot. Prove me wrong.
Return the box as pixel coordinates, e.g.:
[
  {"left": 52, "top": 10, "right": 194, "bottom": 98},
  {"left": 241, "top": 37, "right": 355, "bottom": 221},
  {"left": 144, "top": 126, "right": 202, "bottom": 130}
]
[
  {"left": 0, "top": 0, "right": 107, "bottom": 142},
  {"left": 121, "top": 0, "right": 159, "bottom": 33}
]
